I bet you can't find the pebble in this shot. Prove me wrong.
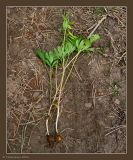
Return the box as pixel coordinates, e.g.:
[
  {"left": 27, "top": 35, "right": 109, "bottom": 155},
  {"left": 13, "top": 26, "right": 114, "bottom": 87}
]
[
  {"left": 114, "top": 99, "right": 120, "bottom": 105},
  {"left": 85, "top": 103, "right": 92, "bottom": 109},
  {"left": 33, "top": 92, "right": 40, "bottom": 98}
]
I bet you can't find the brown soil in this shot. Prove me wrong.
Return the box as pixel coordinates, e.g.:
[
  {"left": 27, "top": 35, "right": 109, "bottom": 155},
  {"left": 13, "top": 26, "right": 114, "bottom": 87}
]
[{"left": 7, "top": 6, "right": 126, "bottom": 153}]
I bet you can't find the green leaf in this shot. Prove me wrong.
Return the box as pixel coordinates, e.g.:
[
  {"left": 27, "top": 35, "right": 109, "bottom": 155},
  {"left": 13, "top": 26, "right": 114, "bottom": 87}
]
[
  {"left": 89, "top": 34, "right": 100, "bottom": 44},
  {"left": 68, "top": 30, "right": 77, "bottom": 39},
  {"left": 36, "top": 49, "right": 45, "bottom": 61},
  {"left": 63, "top": 15, "right": 70, "bottom": 30},
  {"left": 35, "top": 15, "right": 101, "bottom": 69},
  {"left": 88, "top": 48, "right": 95, "bottom": 52},
  {"left": 84, "top": 39, "right": 91, "bottom": 48},
  {"left": 44, "top": 52, "right": 50, "bottom": 60},
  {"left": 45, "top": 59, "right": 51, "bottom": 67},
  {"left": 84, "top": 48, "right": 95, "bottom": 53},
  {"left": 57, "top": 48, "right": 63, "bottom": 60},
  {"left": 75, "top": 38, "right": 81, "bottom": 48},
  {"left": 64, "top": 42, "right": 75, "bottom": 56},
  {"left": 68, "top": 25, "right": 72, "bottom": 30},
  {"left": 78, "top": 40, "right": 85, "bottom": 51},
  {"left": 51, "top": 60, "right": 58, "bottom": 67},
  {"left": 48, "top": 51, "right": 54, "bottom": 64},
  {"left": 63, "top": 20, "right": 68, "bottom": 30}
]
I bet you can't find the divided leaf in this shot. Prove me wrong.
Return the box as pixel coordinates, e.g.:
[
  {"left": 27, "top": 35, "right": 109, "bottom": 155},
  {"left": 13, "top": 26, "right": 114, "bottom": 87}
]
[
  {"left": 36, "top": 50, "right": 45, "bottom": 61},
  {"left": 63, "top": 14, "right": 71, "bottom": 30},
  {"left": 35, "top": 15, "right": 101, "bottom": 68},
  {"left": 88, "top": 34, "right": 100, "bottom": 44}
]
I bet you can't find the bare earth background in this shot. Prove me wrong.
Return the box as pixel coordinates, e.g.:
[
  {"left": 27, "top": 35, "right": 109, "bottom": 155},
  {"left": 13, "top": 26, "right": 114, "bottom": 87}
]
[{"left": 7, "top": 7, "right": 126, "bottom": 153}]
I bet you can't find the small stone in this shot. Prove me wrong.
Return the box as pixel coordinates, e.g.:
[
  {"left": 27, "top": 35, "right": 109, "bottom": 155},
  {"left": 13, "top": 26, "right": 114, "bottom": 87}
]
[
  {"left": 98, "top": 97, "right": 102, "bottom": 101},
  {"left": 104, "top": 53, "right": 108, "bottom": 57},
  {"left": 33, "top": 92, "right": 40, "bottom": 98},
  {"left": 85, "top": 103, "right": 92, "bottom": 109},
  {"left": 114, "top": 99, "right": 120, "bottom": 105}
]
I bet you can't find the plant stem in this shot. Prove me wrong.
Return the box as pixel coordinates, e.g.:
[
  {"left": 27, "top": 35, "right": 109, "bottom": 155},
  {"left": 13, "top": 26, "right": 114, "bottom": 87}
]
[
  {"left": 46, "top": 28, "right": 67, "bottom": 135},
  {"left": 62, "top": 50, "right": 81, "bottom": 89},
  {"left": 64, "top": 50, "right": 81, "bottom": 69},
  {"left": 46, "top": 49, "right": 81, "bottom": 135},
  {"left": 55, "top": 28, "right": 67, "bottom": 133},
  {"left": 55, "top": 50, "right": 81, "bottom": 133},
  {"left": 46, "top": 67, "right": 54, "bottom": 135},
  {"left": 55, "top": 65, "right": 58, "bottom": 93},
  {"left": 55, "top": 68, "right": 65, "bottom": 133},
  {"left": 49, "top": 68, "right": 53, "bottom": 104}
]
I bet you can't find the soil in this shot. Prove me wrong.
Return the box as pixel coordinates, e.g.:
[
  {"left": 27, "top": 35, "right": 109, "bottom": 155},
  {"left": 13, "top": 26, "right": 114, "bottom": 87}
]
[{"left": 7, "top": 6, "right": 126, "bottom": 153}]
